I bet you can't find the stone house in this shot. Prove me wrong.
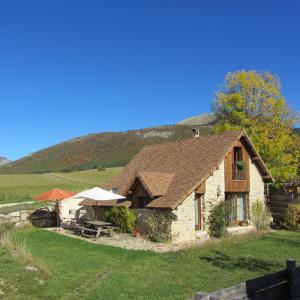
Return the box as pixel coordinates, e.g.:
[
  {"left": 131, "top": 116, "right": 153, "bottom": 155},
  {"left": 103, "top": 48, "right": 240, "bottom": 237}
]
[{"left": 89, "top": 130, "right": 273, "bottom": 242}]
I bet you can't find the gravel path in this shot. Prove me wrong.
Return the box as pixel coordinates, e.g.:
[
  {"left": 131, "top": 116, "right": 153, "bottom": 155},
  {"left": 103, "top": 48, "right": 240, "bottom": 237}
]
[{"left": 46, "top": 227, "right": 205, "bottom": 253}]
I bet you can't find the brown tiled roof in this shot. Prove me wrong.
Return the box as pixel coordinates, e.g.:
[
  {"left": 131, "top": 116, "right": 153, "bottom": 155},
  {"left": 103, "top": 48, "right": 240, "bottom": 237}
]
[
  {"left": 80, "top": 198, "right": 131, "bottom": 208},
  {"left": 103, "top": 130, "right": 272, "bottom": 209},
  {"left": 136, "top": 171, "right": 175, "bottom": 197}
]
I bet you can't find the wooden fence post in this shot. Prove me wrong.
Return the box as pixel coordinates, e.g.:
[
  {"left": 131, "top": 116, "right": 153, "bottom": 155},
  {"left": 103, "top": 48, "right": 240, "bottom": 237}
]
[
  {"left": 286, "top": 259, "right": 299, "bottom": 299},
  {"left": 286, "top": 259, "right": 296, "bottom": 272}
]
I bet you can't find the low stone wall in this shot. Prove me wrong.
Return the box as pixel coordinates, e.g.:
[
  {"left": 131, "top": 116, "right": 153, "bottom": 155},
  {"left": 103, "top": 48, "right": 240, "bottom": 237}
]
[{"left": 0, "top": 210, "right": 31, "bottom": 225}]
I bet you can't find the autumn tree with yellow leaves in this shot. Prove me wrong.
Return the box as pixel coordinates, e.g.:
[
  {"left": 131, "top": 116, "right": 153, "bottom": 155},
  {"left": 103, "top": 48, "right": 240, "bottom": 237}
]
[{"left": 213, "top": 70, "right": 299, "bottom": 182}]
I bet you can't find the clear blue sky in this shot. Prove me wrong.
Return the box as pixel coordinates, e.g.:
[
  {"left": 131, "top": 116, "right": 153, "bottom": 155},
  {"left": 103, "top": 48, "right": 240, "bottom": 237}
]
[{"left": 1, "top": 0, "right": 300, "bottom": 160}]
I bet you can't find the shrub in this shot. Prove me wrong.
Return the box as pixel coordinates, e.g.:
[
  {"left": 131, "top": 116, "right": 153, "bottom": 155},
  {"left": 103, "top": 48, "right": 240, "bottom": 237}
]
[
  {"left": 208, "top": 202, "right": 227, "bottom": 238},
  {"left": 141, "top": 210, "right": 177, "bottom": 242},
  {"left": 60, "top": 167, "right": 74, "bottom": 173},
  {"left": 250, "top": 200, "right": 272, "bottom": 231},
  {"left": 0, "top": 223, "right": 32, "bottom": 263},
  {"left": 282, "top": 204, "right": 300, "bottom": 231},
  {"left": 104, "top": 207, "right": 136, "bottom": 233},
  {"left": 0, "top": 221, "right": 15, "bottom": 237},
  {"left": 0, "top": 231, "right": 15, "bottom": 252},
  {"left": 14, "top": 241, "right": 33, "bottom": 264},
  {"left": 97, "top": 167, "right": 106, "bottom": 172}
]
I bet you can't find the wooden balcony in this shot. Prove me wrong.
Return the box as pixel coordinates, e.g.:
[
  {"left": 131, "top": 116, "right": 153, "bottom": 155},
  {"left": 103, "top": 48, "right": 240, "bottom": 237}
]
[{"left": 232, "top": 162, "right": 246, "bottom": 180}]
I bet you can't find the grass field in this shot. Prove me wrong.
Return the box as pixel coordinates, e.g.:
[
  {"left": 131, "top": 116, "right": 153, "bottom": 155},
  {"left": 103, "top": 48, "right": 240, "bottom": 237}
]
[
  {"left": 0, "top": 227, "right": 299, "bottom": 299},
  {"left": 0, "top": 168, "right": 122, "bottom": 204}
]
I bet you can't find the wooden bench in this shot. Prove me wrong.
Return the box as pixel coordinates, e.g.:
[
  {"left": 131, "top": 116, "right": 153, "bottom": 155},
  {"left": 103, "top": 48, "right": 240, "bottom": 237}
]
[{"left": 73, "top": 226, "right": 98, "bottom": 238}]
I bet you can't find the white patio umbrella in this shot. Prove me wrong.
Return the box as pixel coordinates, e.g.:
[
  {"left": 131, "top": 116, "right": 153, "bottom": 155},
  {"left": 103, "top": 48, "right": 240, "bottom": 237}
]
[
  {"left": 74, "top": 187, "right": 127, "bottom": 220},
  {"left": 73, "top": 187, "right": 125, "bottom": 201}
]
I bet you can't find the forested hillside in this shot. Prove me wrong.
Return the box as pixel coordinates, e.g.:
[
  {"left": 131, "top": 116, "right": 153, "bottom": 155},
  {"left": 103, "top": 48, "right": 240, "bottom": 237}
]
[{"left": 0, "top": 125, "right": 210, "bottom": 174}]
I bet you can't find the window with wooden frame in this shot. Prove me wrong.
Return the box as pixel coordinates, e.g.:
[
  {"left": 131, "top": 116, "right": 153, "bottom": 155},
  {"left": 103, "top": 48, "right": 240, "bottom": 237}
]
[
  {"left": 225, "top": 193, "right": 249, "bottom": 224},
  {"left": 232, "top": 146, "right": 246, "bottom": 180},
  {"left": 234, "top": 146, "right": 243, "bottom": 162},
  {"left": 194, "top": 193, "right": 203, "bottom": 230}
]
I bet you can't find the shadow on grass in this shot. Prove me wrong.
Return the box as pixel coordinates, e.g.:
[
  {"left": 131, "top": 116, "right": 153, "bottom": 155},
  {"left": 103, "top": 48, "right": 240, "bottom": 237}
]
[{"left": 200, "top": 251, "right": 281, "bottom": 272}]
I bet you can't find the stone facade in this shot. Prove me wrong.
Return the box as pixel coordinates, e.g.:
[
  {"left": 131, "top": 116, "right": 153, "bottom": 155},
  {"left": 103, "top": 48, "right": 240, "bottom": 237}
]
[
  {"left": 202, "top": 160, "right": 225, "bottom": 229},
  {"left": 171, "top": 192, "right": 196, "bottom": 242},
  {"left": 249, "top": 160, "right": 266, "bottom": 206},
  {"left": 168, "top": 159, "right": 266, "bottom": 241},
  {"left": 170, "top": 159, "right": 232, "bottom": 241}
]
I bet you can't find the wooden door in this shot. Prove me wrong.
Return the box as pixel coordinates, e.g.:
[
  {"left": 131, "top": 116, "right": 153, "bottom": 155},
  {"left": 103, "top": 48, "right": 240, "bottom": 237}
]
[{"left": 194, "top": 194, "right": 202, "bottom": 230}]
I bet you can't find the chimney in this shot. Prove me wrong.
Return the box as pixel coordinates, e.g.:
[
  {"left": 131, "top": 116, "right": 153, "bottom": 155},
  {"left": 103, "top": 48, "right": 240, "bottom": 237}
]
[{"left": 192, "top": 128, "right": 200, "bottom": 138}]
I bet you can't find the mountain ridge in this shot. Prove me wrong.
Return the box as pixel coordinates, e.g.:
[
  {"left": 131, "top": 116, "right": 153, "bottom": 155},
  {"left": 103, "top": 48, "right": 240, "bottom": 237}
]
[
  {"left": 0, "top": 125, "right": 211, "bottom": 174},
  {"left": 0, "top": 157, "right": 10, "bottom": 166},
  {"left": 2, "top": 113, "right": 299, "bottom": 175}
]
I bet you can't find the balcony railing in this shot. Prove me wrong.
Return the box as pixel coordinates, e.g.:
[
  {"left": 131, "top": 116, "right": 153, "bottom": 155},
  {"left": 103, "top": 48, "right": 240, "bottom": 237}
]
[{"left": 232, "top": 162, "right": 246, "bottom": 180}]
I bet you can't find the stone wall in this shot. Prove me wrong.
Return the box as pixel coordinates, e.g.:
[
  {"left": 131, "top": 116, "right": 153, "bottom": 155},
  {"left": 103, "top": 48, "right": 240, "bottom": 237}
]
[
  {"left": 135, "top": 208, "right": 175, "bottom": 241},
  {"left": 0, "top": 210, "right": 31, "bottom": 225},
  {"left": 171, "top": 192, "right": 196, "bottom": 242},
  {"left": 202, "top": 160, "right": 225, "bottom": 229},
  {"left": 249, "top": 160, "right": 265, "bottom": 207},
  {"left": 135, "top": 208, "right": 149, "bottom": 234}
]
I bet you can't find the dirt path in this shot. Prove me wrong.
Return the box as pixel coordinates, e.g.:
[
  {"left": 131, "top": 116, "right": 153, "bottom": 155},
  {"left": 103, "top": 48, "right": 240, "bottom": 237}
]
[
  {"left": 0, "top": 201, "right": 35, "bottom": 208},
  {"left": 43, "top": 173, "right": 93, "bottom": 186}
]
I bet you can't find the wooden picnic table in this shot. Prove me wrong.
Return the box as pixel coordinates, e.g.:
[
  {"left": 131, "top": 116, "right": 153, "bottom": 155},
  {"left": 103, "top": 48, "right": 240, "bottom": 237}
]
[
  {"left": 79, "top": 220, "right": 116, "bottom": 239},
  {"left": 83, "top": 220, "right": 112, "bottom": 227}
]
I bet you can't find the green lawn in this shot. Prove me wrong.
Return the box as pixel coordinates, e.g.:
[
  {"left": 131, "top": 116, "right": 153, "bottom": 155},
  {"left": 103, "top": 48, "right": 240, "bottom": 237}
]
[
  {"left": 1, "top": 228, "right": 300, "bottom": 299},
  {"left": 0, "top": 168, "right": 122, "bottom": 204},
  {"left": 52, "top": 168, "right": 124, "bottom": 185}
]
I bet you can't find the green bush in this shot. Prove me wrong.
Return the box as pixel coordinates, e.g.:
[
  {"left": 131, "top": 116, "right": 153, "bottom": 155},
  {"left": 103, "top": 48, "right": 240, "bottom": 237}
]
[
  {"left": 141, "top": 210, "right": 177, "bottom": 242},
  {"left": 104, "top": 207, "right": 136, "bottom": 233},
  {"left": 250, "top": 200, "right": 272, "bottom": 231},
  {"left": 97, "top": 167, "right": 106, "bottom": 172},
  {"left": 208, "top": 202, "right": 227, "bottom": 238},
  {"left": 282, "top": 204, "right": 300, "bottom": 231}
]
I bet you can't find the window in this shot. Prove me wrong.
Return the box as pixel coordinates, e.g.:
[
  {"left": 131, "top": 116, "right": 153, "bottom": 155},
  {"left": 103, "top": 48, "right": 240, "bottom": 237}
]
[
  {"left": 226, "top": 193, "right": 248, "bottom": 223},
  {"left": 194, "top": 194, "right": 203, "bottom": 230},
  {"left": 232, "top": 147, "right": 246, "bottom": 180},
  {"left": 133, "top": 196, "right": 149, "bottom": 209},
  {"left": 234, "top": 147, "right": 243, "bottom": 162}
]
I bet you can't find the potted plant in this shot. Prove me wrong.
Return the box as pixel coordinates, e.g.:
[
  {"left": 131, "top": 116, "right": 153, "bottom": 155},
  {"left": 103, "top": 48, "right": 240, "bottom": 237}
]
[
  {"left": 239, "top": 220, "right": 249, "bottom": 227},
  {"left": 235, "top": 160, "right": 246, "bottom": 171},
  {"left": 134, "top": 227, "right": 142, "bottom": 238}
]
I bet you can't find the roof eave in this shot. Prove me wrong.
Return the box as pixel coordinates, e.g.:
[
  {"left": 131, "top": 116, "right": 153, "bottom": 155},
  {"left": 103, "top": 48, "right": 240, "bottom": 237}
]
[{"left": 241, "top": 130, "right": 274, "bottom": 183}]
